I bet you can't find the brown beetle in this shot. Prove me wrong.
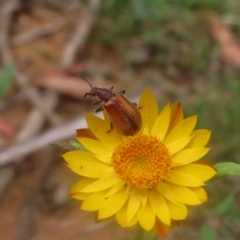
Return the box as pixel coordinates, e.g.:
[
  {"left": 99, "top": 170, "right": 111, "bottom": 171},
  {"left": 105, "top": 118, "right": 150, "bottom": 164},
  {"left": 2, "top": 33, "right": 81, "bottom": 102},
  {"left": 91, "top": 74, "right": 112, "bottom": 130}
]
[{"left": 80, "top": 74, "right": 142, "bottom": 136}]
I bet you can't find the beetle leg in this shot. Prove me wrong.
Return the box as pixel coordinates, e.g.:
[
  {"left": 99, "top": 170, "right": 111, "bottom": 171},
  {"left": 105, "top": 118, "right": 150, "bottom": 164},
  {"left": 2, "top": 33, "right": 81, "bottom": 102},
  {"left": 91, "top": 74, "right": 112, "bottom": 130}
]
[
  {"left": 132, "top": 102, "right": 142, "bottom": 109},
  {"left": 92, "top": 100, "right": 103, "bottom": 105},
  {"left": 106, "top": 122, "right": 113, "bottom": 134},
  {"left": 84, "top": 92, "right": 91, "bottom": 98},
  {"left": 95, "top": 105, "right": 105, "bottom": 112},
  {"left": 109, "top": 86, "right": 114, "bottom": 91},
  {"left": 120, "top": 90, "right": 126, "bottom": 95}
]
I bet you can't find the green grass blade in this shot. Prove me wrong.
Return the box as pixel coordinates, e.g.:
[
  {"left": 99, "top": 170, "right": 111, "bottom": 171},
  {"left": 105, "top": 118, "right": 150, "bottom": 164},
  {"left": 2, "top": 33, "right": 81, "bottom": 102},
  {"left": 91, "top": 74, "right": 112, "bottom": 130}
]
[{"left": 0, "top": 65, "right": 14, "bottom": 100}]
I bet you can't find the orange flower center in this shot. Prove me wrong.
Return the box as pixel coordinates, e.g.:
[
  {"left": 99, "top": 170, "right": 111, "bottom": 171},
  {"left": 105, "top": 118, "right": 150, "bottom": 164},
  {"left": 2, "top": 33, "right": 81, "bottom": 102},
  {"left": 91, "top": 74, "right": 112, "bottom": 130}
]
[{"left": 112, "top": 133, "right": 172, "bottom": 189}]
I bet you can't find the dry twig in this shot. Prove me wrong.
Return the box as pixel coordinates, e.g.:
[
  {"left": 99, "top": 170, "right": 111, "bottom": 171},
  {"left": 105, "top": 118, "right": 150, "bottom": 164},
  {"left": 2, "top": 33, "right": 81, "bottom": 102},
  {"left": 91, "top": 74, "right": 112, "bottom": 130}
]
[
  {"left": 0, "top": 114, "right": 89, "bottom": 166},
  {"left": 61, "top": 0, "right": 101, "bottom": 66},
  {"left": 11, "top": 19, "right": 66, "bottom": 46},
  {"left": 15, "top": 91, "right": 59, "bottom": 142}
]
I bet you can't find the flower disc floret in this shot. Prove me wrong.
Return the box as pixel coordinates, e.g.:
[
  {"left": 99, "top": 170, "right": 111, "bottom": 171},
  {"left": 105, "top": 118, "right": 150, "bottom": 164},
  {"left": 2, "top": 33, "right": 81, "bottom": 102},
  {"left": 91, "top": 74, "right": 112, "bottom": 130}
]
[{"left": 112, "top": 133, "right": 172, "bottom": 189}]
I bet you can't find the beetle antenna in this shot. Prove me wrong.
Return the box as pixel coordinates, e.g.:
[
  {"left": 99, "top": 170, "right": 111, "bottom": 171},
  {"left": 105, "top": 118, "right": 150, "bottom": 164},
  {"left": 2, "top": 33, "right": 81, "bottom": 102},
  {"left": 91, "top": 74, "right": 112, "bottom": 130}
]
[{"left": 78, "top": 74, "right": 93, "bottom": 88}]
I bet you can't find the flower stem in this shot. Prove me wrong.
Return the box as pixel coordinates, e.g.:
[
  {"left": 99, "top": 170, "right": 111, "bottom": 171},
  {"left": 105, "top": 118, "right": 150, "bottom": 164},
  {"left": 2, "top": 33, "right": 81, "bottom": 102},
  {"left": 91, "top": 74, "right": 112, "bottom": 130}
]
[{"left": 133, "top": 224, "right": 158, "bottom": 240}]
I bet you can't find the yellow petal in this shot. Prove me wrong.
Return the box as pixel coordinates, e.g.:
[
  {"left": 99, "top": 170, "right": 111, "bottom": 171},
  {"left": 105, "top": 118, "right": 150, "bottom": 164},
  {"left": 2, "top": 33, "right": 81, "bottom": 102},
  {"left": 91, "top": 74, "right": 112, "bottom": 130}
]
[
  {"left": 172, "top": 147, "right": 210, "bottom": 165},
  {"left": 105, "top": 179, "right": 125, "bottom": 197},
  {"left": 85, "top": 113, "right": 122, "bottom": 146},
  {"left": 151, "top": 103, "right": 171, "bottom": 141},
  {"left": 116, "top": 202, "right": 138, "bottom": 227},
  {"left": 139, "top": 88, "right": 158, "bottom": 132},
  {"left": 140, "top": 189, "right": 148, "bottom": 208},
  {"left": 63, "top": 151, "right": 110, "bottom": 178},
  {"left": 127, "top": 188, "right": 142, "bottom": 221},
  {"left": 69, "top": 178, "right": 95, "bottom": 194},
  {"left": 173, "top": 163, "right": 217, "bottom": 182},
  {"left": 167, "top": 183, "right": 202, "bottom": 205},
  {"left": 153, "top": 218, "right": 170, "bottom": 238},
  {"left": 149, "top": 189, "right": 171, "bottom": 226},
  {"left": 76, "top": 128, "right": 98, "bottom": 139},
  {"left": 141, "top": 124, "right": 149, "bottom": 135},
  {"left": 98, "top": 187, "right": 130, "bottom": 219},
  {"left": 167, "top": 170, "right": 204, "bottom": 187},
  {"left": 103, "top": 109, "right": 111, "bottom": 123},
  {"left": 70, "top": 192, "right": 90, "bottom": 200},
  {"left": 168, "top": 103, "right": 184, "bottom": 132},
  {"left": 138, "top": 200, "right": 156, "bottom": 231},
  {"left": 81, "top": 189, "right": 109, "bottom": 211},
  {"left": 166, "top": 199, "right": 187, "bottom": 220},
  {"left": 196, "top": 159, "right": 216, "bottom": 167},
  {"left": 186, "top": 129, "right": 211, "bottom": 148},
  {"left": 69, "top": 178, "right": 95, "bottom": 200},
  {"left": 156, "top": 182, "right": 178, "bottom": 205},
  {"left": 166, "top": 136, "right": 192, "bottom": 155},
  {"left": 81, "top": 172, "right": 118, "bottom": 193},
  {"left": 189, "top": 187, "right": 207, "bottom": 203},
  {"left": 164, "top": 116, "right": 197, "bottom": 145},
  {"left": 125, "top": 184, "right": 132, "bottom": 195},
  {"left": 78, "top": 137, "right": 113, "bottom": 164}
]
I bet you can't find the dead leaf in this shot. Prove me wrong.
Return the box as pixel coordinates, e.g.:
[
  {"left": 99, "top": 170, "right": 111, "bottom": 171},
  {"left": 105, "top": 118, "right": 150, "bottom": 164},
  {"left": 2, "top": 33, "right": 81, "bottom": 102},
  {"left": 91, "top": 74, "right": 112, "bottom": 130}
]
[
  {"left": 36, "top": 63, "right": 111, "bottom": 99},
  {"left": 210, "top": 14, "right": 240, "bottom": 67},
  {"left": 0, "top": 116, "right": 15, "bottom": 138},
  {"left": 37, "top": 74, "right": 90, "bottom": 99},
  {"left": 64, "top": 62, "right": 91, "bottom": 74}
]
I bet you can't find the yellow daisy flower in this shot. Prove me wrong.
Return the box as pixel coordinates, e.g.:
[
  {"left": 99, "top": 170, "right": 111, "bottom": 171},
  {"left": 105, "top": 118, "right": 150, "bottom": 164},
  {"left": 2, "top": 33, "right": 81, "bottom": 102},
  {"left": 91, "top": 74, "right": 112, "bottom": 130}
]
[{"left": 62, "top": 88, "right": 217, "bottom": 238}]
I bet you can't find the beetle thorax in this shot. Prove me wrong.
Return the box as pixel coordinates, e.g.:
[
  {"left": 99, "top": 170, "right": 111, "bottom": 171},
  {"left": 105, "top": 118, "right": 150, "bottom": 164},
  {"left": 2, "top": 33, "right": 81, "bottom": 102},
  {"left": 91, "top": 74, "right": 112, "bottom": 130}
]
[{"left": 96, "top": 88, "right": 114, "bottom": 102}]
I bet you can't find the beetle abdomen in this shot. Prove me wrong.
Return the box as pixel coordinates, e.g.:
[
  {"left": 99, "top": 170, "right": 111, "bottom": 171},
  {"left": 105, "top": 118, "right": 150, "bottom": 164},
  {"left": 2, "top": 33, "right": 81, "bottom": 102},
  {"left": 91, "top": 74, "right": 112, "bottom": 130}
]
[{"left": 104, "top": 93, "right": 142, "bottom": 136}]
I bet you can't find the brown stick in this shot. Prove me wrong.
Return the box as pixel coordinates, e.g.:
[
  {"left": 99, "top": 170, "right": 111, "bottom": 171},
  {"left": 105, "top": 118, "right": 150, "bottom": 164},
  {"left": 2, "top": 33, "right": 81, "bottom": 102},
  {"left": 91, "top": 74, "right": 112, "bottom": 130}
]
[
  {"left": 0, "top": 114, "right": 90, "bottom": 166},
  {"left": 11, "top": 20, "right": 66, "bottom": 46},
  {"left": 61, "top": 0, "right": 101, "bottom": 66}
]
